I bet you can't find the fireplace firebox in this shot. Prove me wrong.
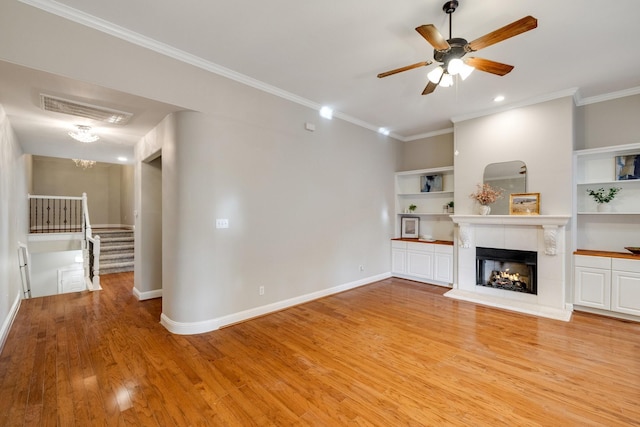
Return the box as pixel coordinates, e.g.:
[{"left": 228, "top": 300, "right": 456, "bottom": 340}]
[{"left": 476, "top": 247, "right": 537, "bottom": 294}]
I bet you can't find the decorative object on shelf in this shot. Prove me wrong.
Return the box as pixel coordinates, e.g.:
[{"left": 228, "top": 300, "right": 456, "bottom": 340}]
[
  {"left": 72, "top": 158, "right": 96, "bottom": 169},
  {"left": 470, "top": 183, "right": 503, "bottom": 215},
  {"left": 624, "top": 246, "right": 640, "bottom": 255},
  {"left": 401, "top": 216, "right": 420, "bottom": 238},
  {"left": 68, "top": 125, "right": 100, "bottom": 143},
  {"left": 615, "top": 154, "right": 640, "bottom": 181},
  {"left": 420, "top": 174, "right": 443, "bottom": 192},
  {"left": 509, "top": 193, "right": 540, "bottom": 215},
  {"left": 408, "top": 204, "right": 417, "bottom": 213},
  {"left": 447, "top": 201, "right": 454, "bottom": 213},
  {"left": 586, "top": 187, "right": 621, "bottom": 212}
]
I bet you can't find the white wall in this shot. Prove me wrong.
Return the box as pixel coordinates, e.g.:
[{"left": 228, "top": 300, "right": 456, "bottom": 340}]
[
  {"left": 453, "top": 96, "right": 575, "bottom": 304},
  {"left": 0, "top": 105, "right": 28, "bottom": 351},
  {"left": 453, "top": 97, "right": 575, "bottom": 216},
  {"left": 29, "top": 250, "right": 83, "bottom": 298}
]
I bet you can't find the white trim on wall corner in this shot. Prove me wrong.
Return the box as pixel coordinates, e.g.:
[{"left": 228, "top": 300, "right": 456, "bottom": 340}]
[
  {"left": 0, "top": 293, "right": 22, "bottom": 354},
  {"left": 159, "top": 273, "right": 391, "bottom": 335},
  {"left": 133, "top": 287, "right": 162, "bottom": 301},
  {"left": 451, "top": 88, "right": 580, "bottom": 124}
]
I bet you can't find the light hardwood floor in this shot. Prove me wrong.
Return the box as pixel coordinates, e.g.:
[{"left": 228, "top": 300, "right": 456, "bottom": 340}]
[{"left": 1, "top": 273, "right": 639, "bottom": 426}]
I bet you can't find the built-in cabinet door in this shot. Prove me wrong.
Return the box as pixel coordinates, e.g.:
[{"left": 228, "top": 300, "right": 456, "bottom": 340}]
[
  {"left": 611, "top": 271, "right": 640, "bottom": 316},
  {"left": 433, "top": 252, "right": 453, "bottom": 283},
  {"left": 574, "top": 266, "right": 611, "bottom": 310},
  {"left": 407, "top": 250, "right": 434, "bottom": 280},
  {"left": 391, "top": 249, "right": 407, "bottom": 274}
]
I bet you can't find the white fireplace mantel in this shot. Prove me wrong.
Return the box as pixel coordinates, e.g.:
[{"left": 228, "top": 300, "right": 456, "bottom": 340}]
[
  {"left": 451, "top": 215, "right": 571, "bottom": 226},
  {"left": 451, "top": 215, "right": 571, "bottom": 255}
]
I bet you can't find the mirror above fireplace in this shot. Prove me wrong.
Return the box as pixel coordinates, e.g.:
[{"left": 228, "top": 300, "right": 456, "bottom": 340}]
[{"left": 483, "top": 160, "right": 527, "bottom": 215}]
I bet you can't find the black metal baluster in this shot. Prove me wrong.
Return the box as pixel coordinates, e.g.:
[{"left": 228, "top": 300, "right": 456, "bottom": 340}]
[{"left": 46, "top": 199, "right": 50, "bottom": 233}]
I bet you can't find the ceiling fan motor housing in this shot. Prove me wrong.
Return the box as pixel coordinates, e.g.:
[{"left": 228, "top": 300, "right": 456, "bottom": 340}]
[{"left": 433, "top": 37, "right": 468, "bottom": 64}]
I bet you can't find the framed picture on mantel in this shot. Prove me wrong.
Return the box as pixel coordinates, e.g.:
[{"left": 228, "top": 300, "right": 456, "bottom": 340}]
[
  {"left": 510, "top": 193, "right": 540, "bottom": 215},
  {"left": 401, "top": 216, "right": 420, "bottom": 238}
]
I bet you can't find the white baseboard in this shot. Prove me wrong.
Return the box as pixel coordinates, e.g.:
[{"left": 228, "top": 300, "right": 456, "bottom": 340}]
[
  {"left": 0, "top": 293, "right": 22, "bottom": 354},
  {"left": 160, "top": 272, "right": 391, "bottom": 335},
  {"left": 133, "top": 286, "right": 162, "bottom": 301}
]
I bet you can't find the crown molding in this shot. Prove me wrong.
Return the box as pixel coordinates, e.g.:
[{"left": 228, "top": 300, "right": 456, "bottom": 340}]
[
  {"left": 19, "top": 0, "right": 401, "bottom": 140},
  {"left": 20, "top": 1, "right": 640, "bottom": 144},
  {"left": 404, "top": 127, "right": 454, "bottom": 142},
  {"left": 576, "top": 86, "right": 640, "bottom": 106},
  {"left": 451, "top": 88, "right": 580, "bottom": 124}
]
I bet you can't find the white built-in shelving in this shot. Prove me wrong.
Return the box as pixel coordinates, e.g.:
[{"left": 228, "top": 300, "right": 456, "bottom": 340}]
[
  {"left": 574, "top": 143, "right": 640, "bottom": 252},
  {"left": 394, "top": 166, "right": 454, "bottom": 240}
]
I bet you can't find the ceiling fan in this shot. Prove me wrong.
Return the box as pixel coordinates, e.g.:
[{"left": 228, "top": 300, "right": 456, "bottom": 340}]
[{"left": 377, "top": 1, "right": 537, "bottom": 95}]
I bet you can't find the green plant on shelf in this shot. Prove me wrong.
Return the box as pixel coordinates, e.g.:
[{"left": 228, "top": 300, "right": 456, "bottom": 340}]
[
  {"left": 586, "top": 187, "right": 621, "bottom": 204},
  {"left": 408, "top": 204, "right": 417, "bottom": 212}
]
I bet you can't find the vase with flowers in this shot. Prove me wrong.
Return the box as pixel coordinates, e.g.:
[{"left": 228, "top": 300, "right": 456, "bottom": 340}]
[
  {"left": 586, "top": 187, "right": 621, "bottom": 212},
  {"left": 470, "top": 183, "right": 503, "bottom": 215}
]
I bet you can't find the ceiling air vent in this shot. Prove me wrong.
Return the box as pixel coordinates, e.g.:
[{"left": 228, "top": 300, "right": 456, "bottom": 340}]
[{"left": 40, "top": 94, "right": 133, "bottom": 125}]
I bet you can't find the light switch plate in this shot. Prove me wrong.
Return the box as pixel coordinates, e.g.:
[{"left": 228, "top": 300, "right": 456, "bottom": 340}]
[{"left": 215, "top": 219, "right": 229, "bottom": 229}]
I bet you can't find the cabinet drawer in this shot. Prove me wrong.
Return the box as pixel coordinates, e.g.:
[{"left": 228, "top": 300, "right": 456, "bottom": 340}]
[
  {"left": 391, "top": 241, "right": 407, "bottom": 249},
  {"left": 435, "top": 244, "right": 453, "bottom": 255},
  {"left": 574, "top": 255, "right": 611, "bottom": 269},
  {"left": 612, "top": 258, "right": 640, "bottom": 274},
  {"left": 407, "top": 242, "right": 434, "bottom": 252}
]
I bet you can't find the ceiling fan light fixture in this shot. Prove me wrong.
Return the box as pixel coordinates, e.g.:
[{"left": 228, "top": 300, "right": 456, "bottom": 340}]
[
  {"left": 440, "top": 73, "right": 454, "bottom": 87},
  {"left": 427, "top": 66, "right": 444, "bottom": 84},
  {"left": 68, "top": 125, "right": 100, "bottom": 143},
  {"left": 459, "top": 63, "right": 475, "bottom": 80},
  {"left": 447, "top": 58, "right": 464, "bottom": 75}
]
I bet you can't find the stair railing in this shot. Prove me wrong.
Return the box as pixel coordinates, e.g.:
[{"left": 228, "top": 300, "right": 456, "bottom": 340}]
[
  {"left": 82, "top": 193, "right": 101, "bottom": 290},
  {"left": 28, "top": 194, "right": 84, "bottom": 233}
]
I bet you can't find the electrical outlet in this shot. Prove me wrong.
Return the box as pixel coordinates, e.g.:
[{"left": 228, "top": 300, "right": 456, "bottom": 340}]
[
  {"left": 359, "top": 265, "right": 364, "bottom": 271},
  {"left": 259, "top": 286, "right": 265, "bottom": 295}
]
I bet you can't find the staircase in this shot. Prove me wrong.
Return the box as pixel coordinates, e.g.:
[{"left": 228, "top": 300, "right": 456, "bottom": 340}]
[{"left": 97, "top": 229, "right": 134, "bottom": 275}]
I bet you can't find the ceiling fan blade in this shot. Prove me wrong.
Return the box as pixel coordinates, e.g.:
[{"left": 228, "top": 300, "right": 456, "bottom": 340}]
[
  {"left": 415, "top": 25, "right": 450, "bottom": 51},
  {"left": 467, "top": 16, "right": 537, "bottom": 52},
  {"left": 465, "top": 57, "right": 514, "bottom": 76},
  {"left": 422, "top": 81, "right": 438, "bottom": 95},
  {"left": 377, "top": 61, "right": 432, "bottom": 78}
]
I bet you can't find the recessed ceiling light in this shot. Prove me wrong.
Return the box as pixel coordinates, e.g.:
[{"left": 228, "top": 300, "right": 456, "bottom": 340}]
[
  {"left": 494, "top": 95, "right": 505, "bottom": 102},
  {"left": 378, "top": 127, "right": 390, "bottom": 136},
  {"left": 117, "top": 157, "right": 127, "bottom": 162},
  {"left": 319, "top": 106, "right": 333, "bottom": 119}
]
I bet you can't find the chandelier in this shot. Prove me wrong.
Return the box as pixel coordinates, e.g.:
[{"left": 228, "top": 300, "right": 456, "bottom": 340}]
[
  {"left": 72, "top": 159, "right": 96, "bottom": 169},
  {"left": 68, "top": 125, "right": 100, "bottom": 143}
]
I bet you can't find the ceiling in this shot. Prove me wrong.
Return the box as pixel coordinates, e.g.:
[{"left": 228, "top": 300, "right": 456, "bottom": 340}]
[{"left": 3, "top": 0, "right": 640, "bottom": 161}]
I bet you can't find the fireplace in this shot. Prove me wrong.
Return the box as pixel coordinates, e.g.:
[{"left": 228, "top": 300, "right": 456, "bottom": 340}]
[{"left": 476, "top": 247, "right": 537, "bottom": 295}]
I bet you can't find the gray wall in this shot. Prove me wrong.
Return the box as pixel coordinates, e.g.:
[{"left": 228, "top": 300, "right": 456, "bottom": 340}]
[
  {"left": 0, "top": 105, "right": 28, "bottom": 349},
  {"left": 139, "top": 101, "right": 399, "bottom": 327},
  {"left": 400, "top": 132, "right": 454, "bottom": 171},
  {"left": 577, "top": 93, "right": 640, "bottom": 150},
  {"left": 32, "top": 156, "right": 133, "bottom": 227}
]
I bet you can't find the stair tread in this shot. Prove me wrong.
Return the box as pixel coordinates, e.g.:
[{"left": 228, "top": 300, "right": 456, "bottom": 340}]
[
  {"left": 101, "top": 244, "right": 134, "bottom": 251},
  {"left": 100, "top": 260, "right": 134, "bottom": 268},
  {"left": 100, "top": 253, "right": 134, "bottom": 260}
]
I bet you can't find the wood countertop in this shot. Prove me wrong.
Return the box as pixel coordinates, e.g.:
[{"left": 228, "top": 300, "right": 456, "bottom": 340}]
[
  {"left": 574, "top": 249, "right": 640, "bottom": 260},
  {"left": 392, "top": 238, "right": 454, "bottom": 246}
]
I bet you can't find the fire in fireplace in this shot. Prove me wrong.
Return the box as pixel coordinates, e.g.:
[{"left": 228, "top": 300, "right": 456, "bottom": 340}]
[{"left": 476, "top": 247, "right": 537, "bottom": 294}]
